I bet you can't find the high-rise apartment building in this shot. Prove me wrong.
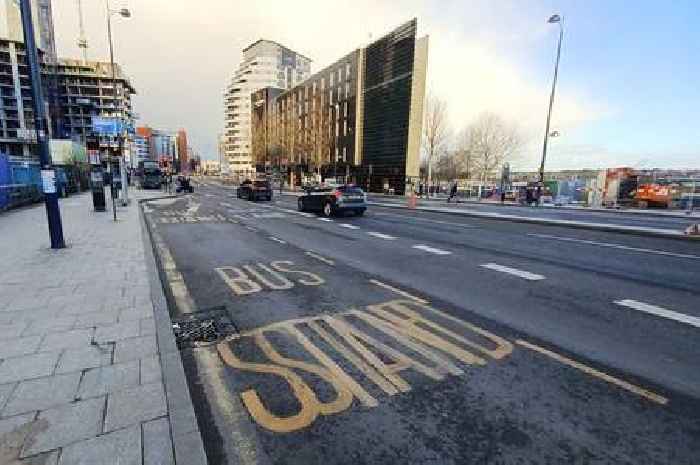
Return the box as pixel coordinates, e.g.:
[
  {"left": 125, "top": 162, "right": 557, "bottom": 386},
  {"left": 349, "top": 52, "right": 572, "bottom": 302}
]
[
  {"left": 0, "top": 0, "right": 52, "bottom": 158},
  {"left": 51, "top": 58, "right": 135, "bottom": 143},
  {"left": 251, "top": 19, "right": 428, "bottom": 194},
  {"left": 223, "top": 40, "right": 311, "bottom": 178}
]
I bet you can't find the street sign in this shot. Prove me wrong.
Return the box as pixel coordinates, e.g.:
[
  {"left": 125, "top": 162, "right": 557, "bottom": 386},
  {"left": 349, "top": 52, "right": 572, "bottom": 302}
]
[
  {"left": 41, "top": 169, "right": 56, "bottom": 194},
  {"left": 91, "top": 117, "right": 122, "bottom": 135}
]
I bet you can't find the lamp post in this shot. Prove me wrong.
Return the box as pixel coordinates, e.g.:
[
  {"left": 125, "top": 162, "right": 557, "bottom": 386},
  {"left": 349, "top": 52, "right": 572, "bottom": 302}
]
[
  {"left": 538, "top": 14, "right": 563, "bottom": 204},
  {"left": 18, "top": 0, "right": 65, "bottom": 248},
  {"left": 106, "top": 1, "right": 131, "bottom": 214}
]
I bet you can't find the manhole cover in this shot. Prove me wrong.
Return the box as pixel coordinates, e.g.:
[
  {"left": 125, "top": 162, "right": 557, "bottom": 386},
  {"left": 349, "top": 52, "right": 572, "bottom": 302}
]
[{"left": 172, "top": 307, "right": 238, "bottom": 349}]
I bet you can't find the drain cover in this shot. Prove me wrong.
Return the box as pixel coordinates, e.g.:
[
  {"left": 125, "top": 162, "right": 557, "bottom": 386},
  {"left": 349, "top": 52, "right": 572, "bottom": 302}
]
[{"left": 172, "top": 307, "right": 238, "bottom": 349}]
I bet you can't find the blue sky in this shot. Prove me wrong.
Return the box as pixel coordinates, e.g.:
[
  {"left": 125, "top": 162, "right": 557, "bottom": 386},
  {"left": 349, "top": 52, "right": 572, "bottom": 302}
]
[
  {"left": 514, "top": 0, "right": 699, "bottom": 168},
  {"left": 51, "top": 0, "right": 699, "bottom": 169}
]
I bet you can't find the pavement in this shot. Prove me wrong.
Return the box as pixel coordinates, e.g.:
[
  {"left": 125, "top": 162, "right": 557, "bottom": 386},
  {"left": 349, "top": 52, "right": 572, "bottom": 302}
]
[
  {"left": 0, "top": 189, "right": 206, "bottom": 464},
  {"left": 143, "top": 181, "right": 700, "bottom": 465}
]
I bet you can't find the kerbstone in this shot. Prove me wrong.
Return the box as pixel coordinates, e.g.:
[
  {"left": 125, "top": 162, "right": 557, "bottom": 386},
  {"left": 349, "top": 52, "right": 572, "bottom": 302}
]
[
  {"left": 78, "top": 361, "right": 139, "bottom": 399},
  {"left": 3, "top": 372, "right": 80, "bottom": 416},
  {"left": 0, "top": 352, "right": 59, "bottom": 384},
  {"left": 143, "top": 417, "right": 174, "bottom": 465},
  {"left": 173, "top": 430, "right": 208, "bottom": 465},
  {"left": 104, "top": 382, "right": 166, "bottom": 432},
  {"left": 21, "top": 397, "right": 104, "bottom": 457},
  {"left": 58, "top": 425, "right": 141, "bottom": 465}
]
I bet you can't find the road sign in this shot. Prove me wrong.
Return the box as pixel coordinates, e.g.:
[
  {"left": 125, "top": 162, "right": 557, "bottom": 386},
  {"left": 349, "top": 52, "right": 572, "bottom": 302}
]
[{"left": 91, "top": 117, "right": 122, "bottom": 135}]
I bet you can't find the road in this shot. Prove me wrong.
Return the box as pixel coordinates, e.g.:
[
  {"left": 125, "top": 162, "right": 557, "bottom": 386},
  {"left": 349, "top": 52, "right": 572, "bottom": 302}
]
[
  {"left": 143, "top": 182, "right": 700, "bottom": 465},
  {"left": 367, "top": 194, "right": 698, "bottom": 232}
]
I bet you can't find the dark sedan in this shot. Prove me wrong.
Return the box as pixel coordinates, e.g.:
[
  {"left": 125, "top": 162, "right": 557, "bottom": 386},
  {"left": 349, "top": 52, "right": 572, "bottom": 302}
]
[
  {"left": 297, "top": 184, "right": 367, "bottom": 217},
  {"left": 237, "top": 179, "right": 272, "bottom": 201}
]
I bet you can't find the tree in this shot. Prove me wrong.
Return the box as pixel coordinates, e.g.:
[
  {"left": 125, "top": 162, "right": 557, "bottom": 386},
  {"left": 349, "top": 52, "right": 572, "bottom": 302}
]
[
  {"left": 465, "top": 112, "right": 522, "bottom": 185},
  {"left": 422, "top": 93, "right": 450, "bottom": 196},
  {"left": 455, "top": 128, "right": 474, "bottom": 180}
]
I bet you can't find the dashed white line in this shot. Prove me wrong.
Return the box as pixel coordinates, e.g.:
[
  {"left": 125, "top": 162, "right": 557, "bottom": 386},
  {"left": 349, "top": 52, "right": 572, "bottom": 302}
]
[
  {"left": 480, "top": 263, "right": 545, "bottom": 281},
  {"left": 318, "top": 218, "right": 333, "bottom": 222},
  {"left": 527, "top": 233, "right": 700, "bottom": 260},
  {"left": 339, "top": 223, "right": 360, "bottom": 230},
  {"left": 367, "top": 232, "right": 397, "bottom": 240},
  {"left": 269, "top": 237, "right": 287, "bottom": 244},
  {"left": 305, "top": 251, "right": 335, "bottom": 266},
  {"left": 412, "top": 244, "right": 452, "bottom": 255},
  {"left": 614, "top": 299, "right": 700, "bottom": 328}
]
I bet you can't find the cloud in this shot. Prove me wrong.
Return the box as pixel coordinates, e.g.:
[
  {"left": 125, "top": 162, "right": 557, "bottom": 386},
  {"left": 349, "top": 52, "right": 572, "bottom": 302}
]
[{"left": 49, "top": 0, "right": 609, "bottom": 163}]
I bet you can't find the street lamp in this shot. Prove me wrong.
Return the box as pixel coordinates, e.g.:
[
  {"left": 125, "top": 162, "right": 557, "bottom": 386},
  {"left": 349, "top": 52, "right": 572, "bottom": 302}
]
[
  {"left": 538, "top": 14, "right": 563, "bottom": 203},
  {"left": 106, "top": 1, "right": 131, "bottom": 217}
]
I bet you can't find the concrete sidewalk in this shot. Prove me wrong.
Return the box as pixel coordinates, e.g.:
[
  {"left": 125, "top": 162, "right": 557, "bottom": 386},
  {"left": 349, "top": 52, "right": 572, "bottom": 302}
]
[{"left": 0, "top": 191, "right": 206, "bottom": 464}]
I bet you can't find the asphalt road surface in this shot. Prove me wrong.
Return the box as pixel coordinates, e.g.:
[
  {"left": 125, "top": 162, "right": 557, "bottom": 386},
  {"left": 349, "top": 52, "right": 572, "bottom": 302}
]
[
  {"left": 143, "top": 183, "right": 700, "bottom": 465},
  {"left": 368, "top": 194, "right": 698, "bottom": 232}
]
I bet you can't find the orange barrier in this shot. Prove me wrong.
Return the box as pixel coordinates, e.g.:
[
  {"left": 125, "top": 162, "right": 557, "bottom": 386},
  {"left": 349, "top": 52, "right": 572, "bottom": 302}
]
[{"left": 407, "top": 193, "right": 417, "bottom": 209}]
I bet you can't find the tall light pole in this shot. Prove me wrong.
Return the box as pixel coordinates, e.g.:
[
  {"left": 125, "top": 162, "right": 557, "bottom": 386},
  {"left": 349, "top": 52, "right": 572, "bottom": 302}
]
[
  {"left": 19, "top": 0, "right": 65, "bottom": 248},
  {"left": 106, "top": 1, "right": 131, "bottom": 213},
  {"left": 538, "top": 14, "right": 563, "bottom": 202}
]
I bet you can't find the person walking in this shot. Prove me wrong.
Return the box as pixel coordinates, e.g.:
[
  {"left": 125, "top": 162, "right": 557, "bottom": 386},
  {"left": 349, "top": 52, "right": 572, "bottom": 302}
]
[{"left": 448, "top": 182, "right": 458, "bottom": 203}]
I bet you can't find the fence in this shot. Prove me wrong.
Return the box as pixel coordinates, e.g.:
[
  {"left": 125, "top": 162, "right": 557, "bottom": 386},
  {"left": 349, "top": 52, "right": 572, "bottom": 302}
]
[{"left": 0, "top": 154, "right": 43, "bottom": 211}]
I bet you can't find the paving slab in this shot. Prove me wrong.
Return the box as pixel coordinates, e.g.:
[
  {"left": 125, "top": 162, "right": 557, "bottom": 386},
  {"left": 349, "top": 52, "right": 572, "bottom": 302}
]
[
  {"left": 39, "top": 328, "right": 94, "bottom": 351},
  {"left": 0, "top": 352, "right": 59, "bottom": 384},
  {"left": 21, "top": 396, "right": 104, "bottom": 457},
  {"left": 143, "top": 417, "right": 174, "bottom": 465},
  {"left": 93, "top": 320, "right": 140, "bottom": 343},
  {"left": 78, "top": 361, "right": 140, "bottom": 399},
  {"left": 3, "top": 373, "right": 80, "bottom": 417},
  {"left": 58, "top": 425, "right": 141, "bottom": 465},
  {"left": 55, "top": 345, "right": 113, "bottom": 375},
  {"left": 104, "top": 382, "right": 166, "bottom": 432},
  {"left": 113, "top": 335, "right": 157, "bottom": 363}
]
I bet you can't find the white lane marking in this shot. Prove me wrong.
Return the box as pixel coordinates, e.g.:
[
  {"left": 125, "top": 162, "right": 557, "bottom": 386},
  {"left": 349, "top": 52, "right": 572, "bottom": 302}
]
[
  {"left": 339, "top": 223, "right": 360, "bottom": 230},
  {"left": 614, "top": 299, "right": 700, "bottom": 328},
  {"left": 318, "top": 218, "right": 333, "bottom": 222},
  {"left": 369, "top": 279, "right": 428, "bottom": 304},
  {"left": 245, "top": 226, "right": 256, "bottom": 231},
  {"left": 480, "top": 263, "right": 545, "bottom": 281},
  {"left": 219, "top": 201, "right": 233, "bottom": 208},
  {"left": 298, "top": 212, "right": 315, "bottom": 218},
  {"left": 528, "top": 233, "right": 700, "bottom": 260},
  {"left": 269, "top": 237, "right": 287, "bottom": 244},
  {"left": 412, "top": 244, "right": 452, "bottom": 255},
  {"left": 367, "top": 232, "right": 397, "bottom": 240},
  {"left": 305, "top": 251, "right": 335, "bottom": 266},
  {"left": 372, "top": 212, "right": 475, "bottom": 229}
]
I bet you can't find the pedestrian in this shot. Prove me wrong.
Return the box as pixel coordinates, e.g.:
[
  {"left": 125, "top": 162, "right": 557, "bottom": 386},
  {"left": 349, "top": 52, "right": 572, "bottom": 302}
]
[{"left": 448, "top": 182, "right": 458, "bottom": 203}]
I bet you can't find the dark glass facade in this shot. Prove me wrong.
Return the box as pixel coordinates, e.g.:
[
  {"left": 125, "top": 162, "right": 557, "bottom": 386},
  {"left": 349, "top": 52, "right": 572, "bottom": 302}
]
[
  {"left": 362, "top": 19, "right": 417, "bottom": 194},
  {"left": 250, "top": 19, "right": 425, "bottom": 193}
]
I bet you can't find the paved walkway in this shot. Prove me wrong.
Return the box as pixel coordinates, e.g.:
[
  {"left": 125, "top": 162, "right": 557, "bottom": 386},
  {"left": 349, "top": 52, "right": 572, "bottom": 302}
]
[{"left": 0, "top": 191, "right": 205, "bottom": 464}]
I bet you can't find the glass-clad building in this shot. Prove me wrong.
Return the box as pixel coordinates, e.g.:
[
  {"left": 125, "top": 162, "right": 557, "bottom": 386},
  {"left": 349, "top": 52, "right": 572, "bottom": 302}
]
[{"left": 251, "top": 19, "right": 428, "bottom": 194}]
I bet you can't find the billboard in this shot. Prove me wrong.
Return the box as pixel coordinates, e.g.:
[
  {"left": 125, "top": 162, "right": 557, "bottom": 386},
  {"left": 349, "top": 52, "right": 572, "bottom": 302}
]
[{"left": 91, "top": 117, "right": 123, "bottom": 135}]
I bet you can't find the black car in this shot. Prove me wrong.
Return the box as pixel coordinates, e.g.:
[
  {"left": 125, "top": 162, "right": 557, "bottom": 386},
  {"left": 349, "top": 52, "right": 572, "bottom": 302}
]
[
  {"left": 297, "top": 184, "right": 367, "bottom": 217},
  {"left": 237, "top": 179, "right": 272, "bottom": 201}
]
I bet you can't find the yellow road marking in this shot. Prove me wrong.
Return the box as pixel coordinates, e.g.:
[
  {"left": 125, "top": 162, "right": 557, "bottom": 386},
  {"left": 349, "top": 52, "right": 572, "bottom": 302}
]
[
  {"left": 369, "top": 279, "right": 428, "bottom": 304},
  {"left": 515, "top": 339, "right": 668, "bottom": 405}
]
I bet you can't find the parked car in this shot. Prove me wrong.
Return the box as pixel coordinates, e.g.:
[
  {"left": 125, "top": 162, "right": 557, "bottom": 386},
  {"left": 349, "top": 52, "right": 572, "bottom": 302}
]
[
  {"left": 237, "top": 179, "right": 272, "bottom": 201},
  {"left": 297, "top": 184, "right": 366, "bottom": 217}
]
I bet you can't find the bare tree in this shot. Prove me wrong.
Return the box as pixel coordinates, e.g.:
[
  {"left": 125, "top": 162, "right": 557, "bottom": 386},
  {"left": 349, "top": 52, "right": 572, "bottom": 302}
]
[
  {"left": 465, "top": 113, "right": 522, "bottom": 186},
  {"left": 422, "top": 93, "right": 450, "bottom": 196},
  {"left": 455, "top": 128, "right": 475, "bottom": 180}
]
